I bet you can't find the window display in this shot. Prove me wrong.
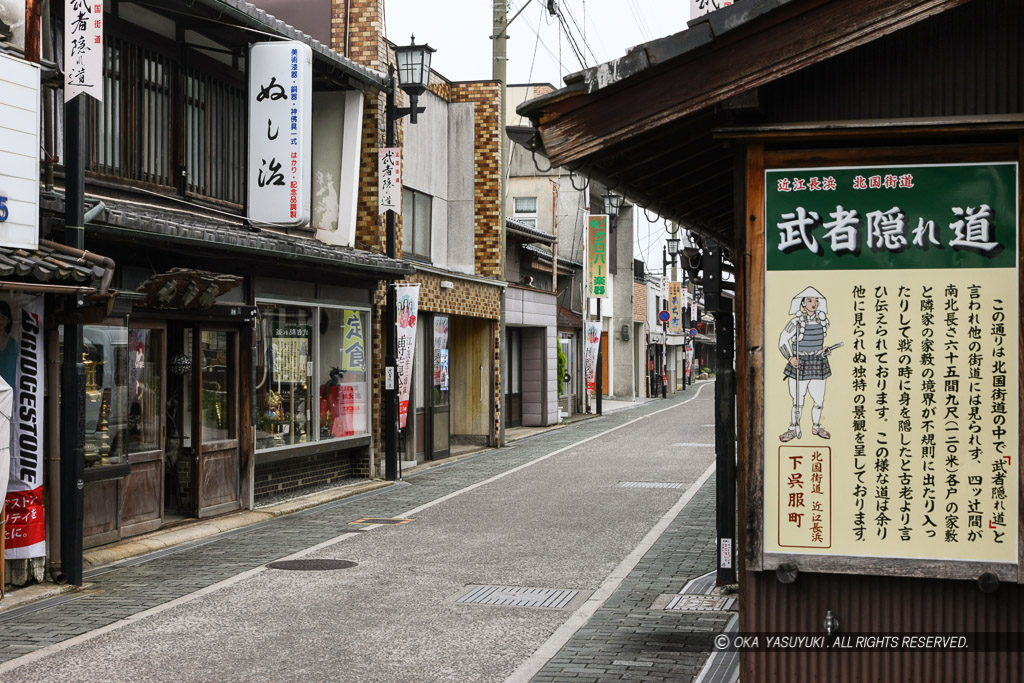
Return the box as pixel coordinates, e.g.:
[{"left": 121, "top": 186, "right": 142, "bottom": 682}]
[
  {"left": 256, "top": 302, "right": 370, "bottom": 451},
  {"left": 71, "top": 324, "right": 130, "bottom": 468}
]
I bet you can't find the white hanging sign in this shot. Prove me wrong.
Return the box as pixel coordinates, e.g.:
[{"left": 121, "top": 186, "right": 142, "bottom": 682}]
[
  {"left": 690, "top": 0, "right": 733, "bottom": 19},
  {"left": 378, "top": 147, "right": 401, "bottom": 214},
  {"left": 0, "top": 52, "right": 41, "bottom": 250},
  {"left": 248, "top": 41, "right": 312, "bottom": 227},
  {"left": 64, "top": 0, "right": 104, "bottom": 102}
]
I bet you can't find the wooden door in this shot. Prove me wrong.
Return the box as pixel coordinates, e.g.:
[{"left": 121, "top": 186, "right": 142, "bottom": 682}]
[
  {"left": 119, "top": 323, "right": 166, "bottom": 537},
  {"left": 194, "top": 327, "right": 242, "bottom": 518}
]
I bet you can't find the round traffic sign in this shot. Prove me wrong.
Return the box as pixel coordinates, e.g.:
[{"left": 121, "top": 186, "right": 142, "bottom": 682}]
[
  {"left": 689, "top": 328, "right": 698, "bottom": 337},
  {"left": 658, "top": 310, "right": 670, "bottom": 322}
]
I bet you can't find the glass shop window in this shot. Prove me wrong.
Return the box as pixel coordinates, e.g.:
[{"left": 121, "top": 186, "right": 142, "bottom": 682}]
[
  {"left": 127, "top": 328, "right": 163, "bottom": 455},
  {"left": 256, "top": 303, "right": 371, "bottom": 451},
  {"left": 255, "top": 304, "right": 313, "bottom": 450},
  {"left": 318, "top": 309, "right": 370, "bottom": 440},
  {"left": 67, "top": 324, "right": 130, "bottom": 469}
]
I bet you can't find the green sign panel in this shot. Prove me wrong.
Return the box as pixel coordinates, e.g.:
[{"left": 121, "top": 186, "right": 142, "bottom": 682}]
[{"left": 765, "top": 163, "right": 1018, "bottom": 271}]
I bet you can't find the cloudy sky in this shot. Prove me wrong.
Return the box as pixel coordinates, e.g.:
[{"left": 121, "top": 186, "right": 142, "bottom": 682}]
[
  {"left": 384, "top": 0, "right": 690, "bottom": 87},
  {"left": 384, "top": 0, "right": 694, "bottom": 271}
]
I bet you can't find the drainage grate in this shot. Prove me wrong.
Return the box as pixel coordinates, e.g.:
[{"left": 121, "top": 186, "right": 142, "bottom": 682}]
[
  {"left": 618, "top": 481, "right": 683, "bottom": 489},
  {"left": 681, "top": 570, "right": 717, "bottom": 595},
  {"left": 456, "top": 585, "right": 579, "bottom": 609},
  {"left": 663, "top": 595, "right": 735, "bottom": 612},
  {"left": 349, "top": 517, "right": 414, "bottom": 525},
  {"left": 267, "top": 559, "right": 358, "bottom": 571}
]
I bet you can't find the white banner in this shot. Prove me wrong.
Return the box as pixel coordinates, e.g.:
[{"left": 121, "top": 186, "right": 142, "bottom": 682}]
[
  {"left": 378, "top": 148, "right": 401, "bottom": 214},
  {"left": 2, "top": 295, "right": 45, "bottom": 559},
  {"left": 690, "top": 0, "right": 733, "bottom": 19},
  {"left": 395, "top": 284, "right": 419, "bottom": 429},
  {"left": 64, "top": 0, "right": 104, "bottom": 102},
  {"left": 583, "top": 321, "right": 600, "bottom": 399},
  {"left": 248, "top": 41, "right": 312, "bottom": 227},
  {"left": 0, "top": 52, "right": 41, "bottom": 250}
]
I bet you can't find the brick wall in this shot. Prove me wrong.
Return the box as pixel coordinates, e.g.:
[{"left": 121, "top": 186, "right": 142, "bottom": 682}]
[
  {"left": 450, "top": 81, "right": 503, "bottom": 280},
  {"left": 634, "top": 281, "right": 647, "bottom": 322},
  {"left": 254, "top": 449, "right": 368, "bottom": 501}
]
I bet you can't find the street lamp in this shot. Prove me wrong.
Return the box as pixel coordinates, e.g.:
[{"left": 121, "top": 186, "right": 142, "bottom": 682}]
[
  {"left": 384, "top": 37, "right": 435, "bottom": 482},
  {"left": 602, "top": 192, "right": 623, "bottom": 217},
  {"left": 393, "top": 36, "right": 435, "bottom": 124}
]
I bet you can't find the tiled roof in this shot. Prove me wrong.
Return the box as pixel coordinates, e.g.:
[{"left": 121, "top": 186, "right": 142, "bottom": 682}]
[
  {"left": 0, "top": 244, "right": 104, "bottom": 284},
  {"left": 40, "top": 193, "right": 413, "bottom": 279},
  {"left": 522, "top": 243, "right": 583, "bottom": 269},
  {"left": 506, "top": 217, "right": 556, "bottom": 244},
  {"left": 196, "top": 0, "right": 389, "bottom": 91}
]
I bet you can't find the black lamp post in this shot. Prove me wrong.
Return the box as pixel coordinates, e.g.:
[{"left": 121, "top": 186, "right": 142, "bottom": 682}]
[
  {"left": 593, "top": 192, "right": 622, "bottom": 415},
  {"left": 384, "top": 36, "right": 434, "bottom": 482}
]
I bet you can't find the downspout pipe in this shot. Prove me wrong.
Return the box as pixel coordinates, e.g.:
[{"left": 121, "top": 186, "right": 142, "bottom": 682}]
[{"left": 40, "top": 232, "right": 115, "bottom": 295}]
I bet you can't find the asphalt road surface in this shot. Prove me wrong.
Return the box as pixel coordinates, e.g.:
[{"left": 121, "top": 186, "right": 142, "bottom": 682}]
[{"left": 0, "top": 384, "right": 719, "bottom": 682}]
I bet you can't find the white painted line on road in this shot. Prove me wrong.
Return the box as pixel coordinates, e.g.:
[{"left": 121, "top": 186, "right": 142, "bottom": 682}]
[
  {"left": 505, "top": 457, "right": 717, "bottom": 683},
  {"left": 0, "top": 533, "right": 364, "bottom": 675},
  {"left": 401, "top": 383, "right": 708, "bottom": 520},
  {"left": 0, "top": 386, "right": 707, "bottom": 675}
]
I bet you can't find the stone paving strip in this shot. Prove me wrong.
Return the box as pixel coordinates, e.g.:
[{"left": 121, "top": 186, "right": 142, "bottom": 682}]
[
  {"left": 0, "top": 390, "right": 702, "bottom": 665},
  {"left": 523, "top": 474, "right": 731, "bottom": 683}
]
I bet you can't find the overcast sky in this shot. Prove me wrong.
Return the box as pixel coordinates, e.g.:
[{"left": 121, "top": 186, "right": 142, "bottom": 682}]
[{"left": 384, "top": 0, "right": 693, "bottom": 273}]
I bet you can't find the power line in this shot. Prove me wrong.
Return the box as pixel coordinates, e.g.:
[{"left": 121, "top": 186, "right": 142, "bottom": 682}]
[{"left": 561, "top": 1, "right": 599, "bottom": 66}]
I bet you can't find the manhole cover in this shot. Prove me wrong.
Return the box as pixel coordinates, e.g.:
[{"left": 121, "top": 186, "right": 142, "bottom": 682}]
[
  {"left": 350, "top": 517, "right": 414, "bottom": 525},
  {"left": 617, "top": 481, "right": 683, "bottom": 489},
  {"left": 658, "top": 594, "right": 735, "bottom": 611},
  {"left": 267, "top": 559, "right": 358, "bottom": 571},
  {"left": 456, "top": 585, "right": 580, "bottom": 609}
]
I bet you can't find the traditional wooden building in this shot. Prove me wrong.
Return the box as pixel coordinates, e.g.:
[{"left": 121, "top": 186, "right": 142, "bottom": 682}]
[{"left": 518, "top": 0, "right": 1024, "bottom": 679}]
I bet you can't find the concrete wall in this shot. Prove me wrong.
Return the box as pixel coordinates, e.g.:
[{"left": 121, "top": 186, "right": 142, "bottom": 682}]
[
  {"left": 612, "top": 207, "right": 635, "bottom": 398},
  {"left": 446, "top": 102, "right": 476, "bottom": 275}
]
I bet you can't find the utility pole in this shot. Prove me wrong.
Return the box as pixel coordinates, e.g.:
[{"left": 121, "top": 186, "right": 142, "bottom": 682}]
[
  {"left": 61, "top": 96, "right": 86, "bottom": 586},
  {"left": 492, "top": 0, "right": 509, "bottom": 443}
]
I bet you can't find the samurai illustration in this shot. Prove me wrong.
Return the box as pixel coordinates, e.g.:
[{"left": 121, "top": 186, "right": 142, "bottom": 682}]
[{"left": 778, "top": 287, "right": 843, "bottom": 442}]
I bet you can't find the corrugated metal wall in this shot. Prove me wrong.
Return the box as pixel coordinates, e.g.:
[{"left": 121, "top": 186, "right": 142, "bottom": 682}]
[
  {"left": 743, "top": 2, "right": 1024, "bottom": 681},
  {"left": 742, "top": 572, "right": 1024, "bottom": 682},
  {"left": 764, "top": 0, "right": 1023, "bottom": 123}
]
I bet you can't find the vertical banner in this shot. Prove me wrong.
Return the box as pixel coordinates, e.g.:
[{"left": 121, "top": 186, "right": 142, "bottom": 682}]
[
  {"left": 248, "top": 41, "right": 312, "bottom": 227},
  {"left": 64, "top": 0, "right": 104, "bottom": 102},
  {"left": 763, "top": 161, "right": 1019, "bottom": 571},
  {"left": 3, "top": 295, "right": 45, "bottom": 559},
  {"left": 395, "top": 284, "right": 420, "bottom": 429},
  {"left": 341, "top": 309, "right": 366, "bottom": 372},
  {"left": 583, "top": 321, "right": 601, "bottom": 398},
  {"left": 378, "top": 148, "right": 401, "bottom": 214},
  {"left": 668, "top": 281, "right": 683, "bottom": 333},
  {"left": 588, "top": 215, "right": 609, "bottom": 298}
]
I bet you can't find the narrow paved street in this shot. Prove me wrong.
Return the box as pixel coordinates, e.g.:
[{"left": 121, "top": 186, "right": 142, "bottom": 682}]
[{"left": 0, "top": 384, "right": 731, "bottom": 682}]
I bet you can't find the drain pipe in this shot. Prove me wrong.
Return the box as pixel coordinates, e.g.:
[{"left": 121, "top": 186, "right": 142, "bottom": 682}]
[
  {"left": 41, "top": 230, "right": 115, "bottom": 295},
  {"left": 46, "top": 327, "right": 66, "bottom": 583}
]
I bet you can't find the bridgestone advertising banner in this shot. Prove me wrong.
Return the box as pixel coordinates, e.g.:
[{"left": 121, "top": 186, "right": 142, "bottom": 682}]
[
  {"left": 2, "top": 294, "right": 45, "bottom": 559},
  {"left": 763, "top": 162, "right": 1019, "bottom": 572}
]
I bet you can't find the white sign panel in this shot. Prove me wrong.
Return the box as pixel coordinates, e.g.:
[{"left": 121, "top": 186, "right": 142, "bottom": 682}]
[
  {"left": 0, "top": 1, "right": 26, "bottom": 51},
  {"left": 378, "top": 147, "right": 401, "bottom": 214},
  {"left": 248, "top": 41, "right": 312, "bottom": 227},
  {"left": 690, "top": 0, "right": 733, "bottom": 19},
  {"left": 64, "top": 0, "right": 103, "bottom": 102},
  {"left": 0, "top": 53, "right": 40, "bottom": 250}
]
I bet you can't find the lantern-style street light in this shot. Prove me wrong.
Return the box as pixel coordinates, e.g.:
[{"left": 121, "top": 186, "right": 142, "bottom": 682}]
[
  {"left": 383, "top": 37, "right": 435, "bottom": 481},
  {"left": 393, "top": 36, "right": 435, "bottom": 124}
]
